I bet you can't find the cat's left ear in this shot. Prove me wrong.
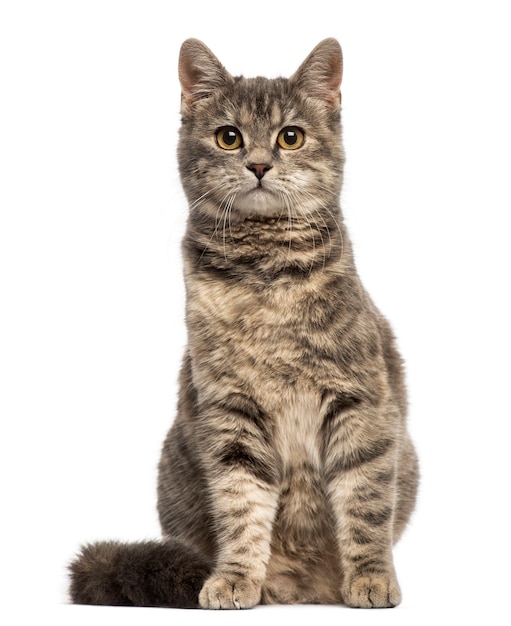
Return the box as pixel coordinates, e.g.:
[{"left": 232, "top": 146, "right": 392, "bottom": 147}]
[
  {"left": 290, "top": 38, "right": 343, "bottom": 107},
  {"left": 178, "top": 39, "right": 233, "bottom": 114}
]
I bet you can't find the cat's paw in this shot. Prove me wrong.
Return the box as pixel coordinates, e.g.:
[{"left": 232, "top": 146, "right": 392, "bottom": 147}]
[
  {"left": 343, "top": 572, "right": 401, "bottom": 608},
  {"left": 199, "top": 573, "right": 261, "bottom": 609}
]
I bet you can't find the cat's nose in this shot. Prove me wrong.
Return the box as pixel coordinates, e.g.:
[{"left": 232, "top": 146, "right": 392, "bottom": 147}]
[{"left": 246, "top": 163, "right": 272, "bottom": 180}]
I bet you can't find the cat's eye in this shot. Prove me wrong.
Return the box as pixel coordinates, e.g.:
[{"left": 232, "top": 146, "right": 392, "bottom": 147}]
[
  {"left": 277, "top": 127, "right": 305, "bottom": 150},
  {"left": 216, "top": 126, "right": 243, "bottom": 150}
]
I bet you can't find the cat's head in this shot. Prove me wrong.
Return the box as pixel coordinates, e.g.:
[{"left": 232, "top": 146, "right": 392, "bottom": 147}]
[{"left": 177, "top": 38, "right": 344, "bottom": 223}]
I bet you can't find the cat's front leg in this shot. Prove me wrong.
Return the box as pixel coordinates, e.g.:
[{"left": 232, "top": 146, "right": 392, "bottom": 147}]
[
  {"left": 196, "top": 395, "right": 280, "bottom": 609},
  {"left": 323, "top": 399, "right": 402, "bottom": 608}
]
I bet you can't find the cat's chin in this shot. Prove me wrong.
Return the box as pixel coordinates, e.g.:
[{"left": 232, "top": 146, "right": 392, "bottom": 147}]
[{"left": 233, "top": 188, "right": 286, "bottom": 219}]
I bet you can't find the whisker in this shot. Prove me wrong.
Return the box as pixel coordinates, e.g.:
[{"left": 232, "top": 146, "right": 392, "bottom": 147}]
[
  {"left": 285, "top": 182, "right": 345, "bottom": 264},
  {"left": 196, "top": 186, "right": 239, "bottom": 265},
  {"left": 280, "top": 191, "right": 294, "bottom": 271},
  {"left": 221, "top": 188, "right": 240, "bottom": 262},
  {"left": 188, "top": 182, "right": 227, "bottom": 212}
]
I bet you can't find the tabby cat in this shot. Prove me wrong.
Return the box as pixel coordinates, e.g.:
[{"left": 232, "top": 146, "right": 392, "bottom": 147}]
[{"left": 69, "top": 38, "right": 418, "bottom": 609}]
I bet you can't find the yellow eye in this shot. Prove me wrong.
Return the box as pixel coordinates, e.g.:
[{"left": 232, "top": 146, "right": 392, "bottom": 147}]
[
  {"left": 277, "top": 126, "right": 305, "bottom": 150},
  {"left": 216, "top": 126, "right": 243, "bottom": 150}
]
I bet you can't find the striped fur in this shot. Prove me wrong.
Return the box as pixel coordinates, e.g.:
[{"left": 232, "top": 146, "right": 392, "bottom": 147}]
[{"left": 69, "top": 38, "right": 418, "bottom": 610}]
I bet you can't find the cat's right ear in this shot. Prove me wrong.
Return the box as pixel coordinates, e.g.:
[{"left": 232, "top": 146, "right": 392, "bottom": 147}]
[{"left": 178, "top": 39, "right": 232, "bottom": 114}]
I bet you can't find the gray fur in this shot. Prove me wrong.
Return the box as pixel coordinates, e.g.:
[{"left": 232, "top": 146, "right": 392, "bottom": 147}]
[{"left": 69, "top": 38, "right": 418, "bottom": 610}]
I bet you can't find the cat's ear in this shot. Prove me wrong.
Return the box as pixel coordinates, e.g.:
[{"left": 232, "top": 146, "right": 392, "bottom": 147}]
[
  {"left": 290, "top": 38, "right": 343, "bottom": 107},
  {"left": 178, "top": 39, "right": 232, "bottom": 113}
]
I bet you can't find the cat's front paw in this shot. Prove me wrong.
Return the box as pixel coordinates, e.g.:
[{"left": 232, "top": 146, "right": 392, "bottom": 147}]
[
  {"left": 199, "top": 572, "right": 261, "bottom": 609},
  {"left": 343, "top": 572, "right": 401, "bottom": 608}
]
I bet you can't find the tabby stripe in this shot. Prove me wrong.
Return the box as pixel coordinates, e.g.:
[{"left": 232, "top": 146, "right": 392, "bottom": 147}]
[
  {"left": 355, "top": 561, "right": 388, "bottom": 576},
  {"left": 219, "top": 393, "right": 270, "bottom": 438},
  {"left": 326, "top": 438, "right": 394, "bottom": 477},
  {"left": 351, "top": 526, "right": 373, "bottom": 545},
  {"left": 218, "top": 442, "right": 276, "bottom": 485},
  {"left": 229, "top": 505, "right": 253, "bottom": 519},
  {"left": 321, "top": 392, "right": 362, "bottom": 438},
  {"left": 346, "top": 552, "right": 390, "bottom": 576},
  {"left": 375, "top": 470, "right": 395, "bottom": 485},
  {"left": 349, "top": 506, "right": 392, "bottom": 527},
  {"left": 223, "top": 562, "right": 247, "bottom": 577},
  {"left": 353, "top": 488, "right": 386, "bottom": 504}
]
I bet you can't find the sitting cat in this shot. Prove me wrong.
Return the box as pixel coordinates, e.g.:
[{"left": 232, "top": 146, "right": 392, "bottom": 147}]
[{"left": 69, "top": 37, "right": 419, "bottom": 610}]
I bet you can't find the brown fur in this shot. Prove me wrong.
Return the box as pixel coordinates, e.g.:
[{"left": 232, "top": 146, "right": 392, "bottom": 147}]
[{"left": 69, "top": 38, "right": 418, "bottom": 610}]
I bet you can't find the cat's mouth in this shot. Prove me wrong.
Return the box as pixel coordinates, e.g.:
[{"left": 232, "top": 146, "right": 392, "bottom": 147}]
[
  {"left": 253, "top": 182, "right": 269, "bottom": 193},
  {"left": 234, "top": 181, "right": 282, "bottom": 215},
  {"left": 244, "top": 178, "right": 273, "bottom": 196}
]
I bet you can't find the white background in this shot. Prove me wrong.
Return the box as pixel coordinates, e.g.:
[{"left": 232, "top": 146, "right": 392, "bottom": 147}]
[{"left": 1, "top": 1, "right": 510, "bottom": 623}]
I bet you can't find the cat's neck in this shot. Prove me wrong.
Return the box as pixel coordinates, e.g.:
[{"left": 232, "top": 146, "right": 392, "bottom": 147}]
[{"left": 183, "top": 209, "right": 353, "bottom": 280}]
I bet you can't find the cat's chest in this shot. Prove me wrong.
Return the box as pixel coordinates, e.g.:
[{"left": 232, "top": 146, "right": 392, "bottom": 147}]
[
  {"left": 188, "top": 274, "right": 352, "bottom": 469},
  {"left": 187, "top": 271, "right": 352, "bottom": 402},
  {"left": 188, "top": 274, "right": 331, "bottom": 361}
]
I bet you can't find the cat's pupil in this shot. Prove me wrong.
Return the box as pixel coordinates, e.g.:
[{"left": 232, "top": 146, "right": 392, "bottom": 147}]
[
  {"left": 223, "top": 130, "right": 237, "bottom": 145},
  {"left": 284, "top": 131, "right": 297, "bottom": 145}
]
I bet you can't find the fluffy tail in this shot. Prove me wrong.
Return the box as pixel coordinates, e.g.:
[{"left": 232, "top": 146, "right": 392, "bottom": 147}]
[{"left": 69, "top": 540, "right": 211, "bottom": 608}]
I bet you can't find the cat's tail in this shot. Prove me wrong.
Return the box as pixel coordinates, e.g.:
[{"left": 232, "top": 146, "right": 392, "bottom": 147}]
[{"left": 68, "top": 539, "right": 211, "bottom": 608}]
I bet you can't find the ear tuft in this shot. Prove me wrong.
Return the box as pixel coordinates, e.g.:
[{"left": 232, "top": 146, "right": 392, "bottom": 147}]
[
  {"left": 178, "top": 39, "right": 232, "bottom": 112},
  {"left": 290, "top": 38, "right": 343, "bottom": 106}
]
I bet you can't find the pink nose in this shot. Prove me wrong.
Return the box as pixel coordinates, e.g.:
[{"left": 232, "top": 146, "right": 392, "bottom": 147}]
[{"left": 247, "top": 163, "right": 272, "bottom": 180}]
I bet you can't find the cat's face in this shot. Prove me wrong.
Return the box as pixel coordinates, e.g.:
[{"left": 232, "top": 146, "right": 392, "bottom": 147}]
[{"left": 177, "top": 39, "right": 344, "bottom": 223}]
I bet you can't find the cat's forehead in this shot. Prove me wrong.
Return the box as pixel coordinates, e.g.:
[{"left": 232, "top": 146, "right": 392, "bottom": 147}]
[{"left": 217, "top": 76, "right": 298, "bottom": 127}]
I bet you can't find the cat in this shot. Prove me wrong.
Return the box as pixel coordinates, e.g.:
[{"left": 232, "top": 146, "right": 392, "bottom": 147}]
[{"left": 69, "top": 37, "right": 419, "bottom": 610}]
